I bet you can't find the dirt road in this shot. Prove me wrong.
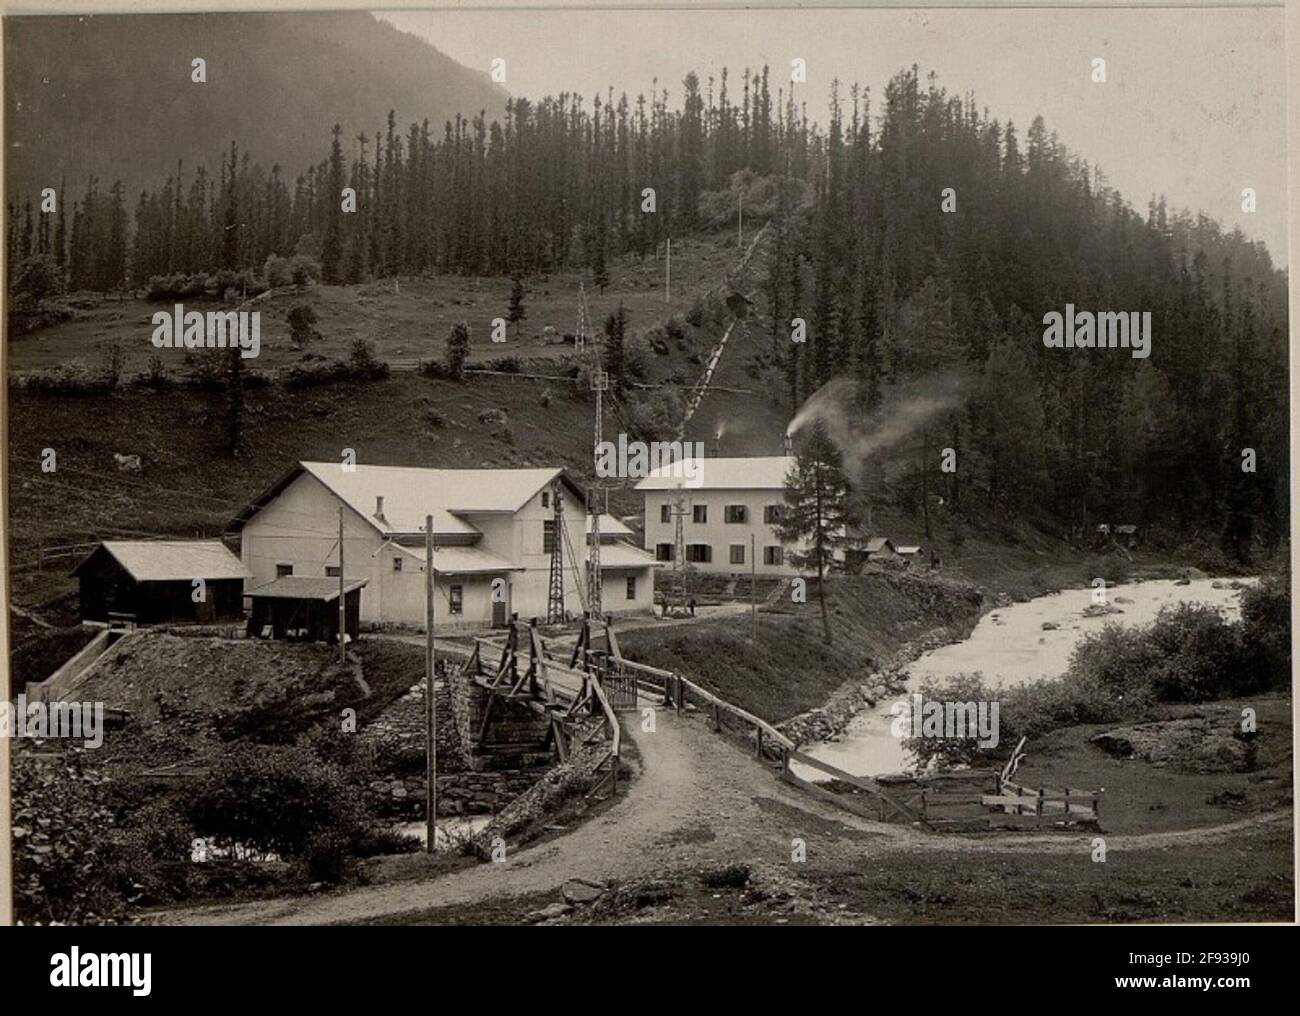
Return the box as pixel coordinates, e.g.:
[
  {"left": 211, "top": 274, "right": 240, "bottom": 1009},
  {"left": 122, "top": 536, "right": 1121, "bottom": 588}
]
[{"left": 152, "top": 705, "right": 1291, "bottom": 925}]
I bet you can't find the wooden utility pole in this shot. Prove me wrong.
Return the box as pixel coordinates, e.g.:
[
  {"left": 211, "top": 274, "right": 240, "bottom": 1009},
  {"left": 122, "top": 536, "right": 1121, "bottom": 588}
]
[
  {"left": 425, "top": 514, "right": 437, "bottom": 853},
  {"left": 750, "top": 532, "right": 757, "bottom": 641},
  {"left": 337, "top": 507, "right": 346, "bottom": 665}
]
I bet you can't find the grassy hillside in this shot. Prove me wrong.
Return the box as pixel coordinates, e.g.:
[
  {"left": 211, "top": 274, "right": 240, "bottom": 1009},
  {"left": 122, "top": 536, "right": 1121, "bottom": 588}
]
[{"left": 620, "top": 572, "right": 986, "bottom": 723}]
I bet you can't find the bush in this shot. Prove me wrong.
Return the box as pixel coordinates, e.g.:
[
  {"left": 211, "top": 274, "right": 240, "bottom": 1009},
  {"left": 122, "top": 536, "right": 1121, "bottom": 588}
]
[
  {"left": 347, "top": 337, "right": 390, "bottom": 380},
  {"left": 282, "top": 359, "right": 352, "bottom": 389},
  {"left": 352, "top": 827, "right": 422, "bottom": 858},
  {"left": 1240, "top": 573, "right": 1290, "bottom": 691},
  {"left": 485, "top": 356, "right": 522, "bottom": 373},
  {"left": 264, "top": 254, "right": 294, "bottom": 289},
  {"left": 20, "top": 359, "right": 117, "bottom": 395},
  {"left": 290, "top": 255, "right": 320, "bottom": 286},
  {"left": 186, "top": 743, "right": 368, "bottom": 861},
  {"left": 303, "top": 830, "right": 351, "bottom": 884}
]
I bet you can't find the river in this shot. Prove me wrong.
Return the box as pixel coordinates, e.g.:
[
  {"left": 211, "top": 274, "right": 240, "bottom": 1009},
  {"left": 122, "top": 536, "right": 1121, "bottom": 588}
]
[{"left": 793, "top": 577, "right": 1254, "bottom": 781}]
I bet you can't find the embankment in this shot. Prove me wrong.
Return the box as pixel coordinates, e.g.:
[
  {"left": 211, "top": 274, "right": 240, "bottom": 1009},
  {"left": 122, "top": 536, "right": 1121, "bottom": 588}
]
[{"left": 617, "top": 570, "right": 987, "bottom": 738}]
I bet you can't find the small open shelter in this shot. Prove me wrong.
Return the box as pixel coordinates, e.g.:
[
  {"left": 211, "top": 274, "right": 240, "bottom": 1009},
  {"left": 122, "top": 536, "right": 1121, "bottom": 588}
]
[{"left": 245, "top": 576, "right": 367, "bottom": 643}]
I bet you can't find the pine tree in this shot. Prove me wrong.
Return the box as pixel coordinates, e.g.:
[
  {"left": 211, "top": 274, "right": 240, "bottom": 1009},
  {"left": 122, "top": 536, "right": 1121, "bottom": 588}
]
[
  {"left": 776, "top": 420, "right": 852, "bottom": 643},
  {"left": 506, "top": 275, "right": 527, "bottom": 335},
  {"left": 603, "top": 302, "right": 628, "bottom": 394},
  {"left": 321, "top": 125, "right": 345, "bottom": 284},
  {"left": 446, "top": 321, "right": 470, "bottom": 380}
]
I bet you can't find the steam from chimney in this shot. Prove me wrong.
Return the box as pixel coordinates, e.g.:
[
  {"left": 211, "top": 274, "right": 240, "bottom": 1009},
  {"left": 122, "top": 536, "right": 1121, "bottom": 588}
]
[{"left": 786, "top": 373, "right": 968, "bottom": 478}]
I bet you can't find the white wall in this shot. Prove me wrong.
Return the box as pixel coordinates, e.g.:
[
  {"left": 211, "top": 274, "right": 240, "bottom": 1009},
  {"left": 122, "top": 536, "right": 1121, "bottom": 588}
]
[
  {"left": 641, "top": 488, "right": 803, "bottom": 576},
  {"left": 239, "top": 471, "right": 655, "bottom": 629}
]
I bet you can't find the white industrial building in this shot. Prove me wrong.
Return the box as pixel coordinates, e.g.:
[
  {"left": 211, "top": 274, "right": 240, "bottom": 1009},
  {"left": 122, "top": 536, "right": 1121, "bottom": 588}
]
[
  {"left": 635, "top": 456, "right": 813, "bottom": 576},
  {"left": 231, "top": 461, "right": 656, "bottom": 630}
]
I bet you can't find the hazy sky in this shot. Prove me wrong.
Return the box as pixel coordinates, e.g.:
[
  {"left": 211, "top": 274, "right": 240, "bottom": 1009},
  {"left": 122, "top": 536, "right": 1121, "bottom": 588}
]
[{"left": 376, "top": 5, "right": 1288, "bottom": 265}]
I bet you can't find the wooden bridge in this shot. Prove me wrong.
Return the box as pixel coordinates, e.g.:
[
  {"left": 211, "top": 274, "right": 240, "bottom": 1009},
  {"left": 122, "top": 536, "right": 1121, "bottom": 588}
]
[{"left": 461, "top": 616, "right": 1099, "bottom": 832}]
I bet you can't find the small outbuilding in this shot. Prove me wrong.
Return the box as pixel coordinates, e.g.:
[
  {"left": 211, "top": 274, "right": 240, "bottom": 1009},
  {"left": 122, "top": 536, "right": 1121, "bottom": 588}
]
[
  {"left": 245, "top": 576, "right": 367, "bottom": 643},
  {"left": 71, "top": 540, "right": 249, "bottom": 625}
]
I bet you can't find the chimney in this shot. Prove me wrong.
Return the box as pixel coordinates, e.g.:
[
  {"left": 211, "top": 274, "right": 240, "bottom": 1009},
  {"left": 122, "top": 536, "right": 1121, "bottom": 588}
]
[
  {"left": 783, "top": 432, "right": 793, "bottom": 456},
  {"left": 712, "top": 436, "right": 721, "bottom": 457},
  {"left": 374, "top": 496, "right": 386, "bottom": 521}
]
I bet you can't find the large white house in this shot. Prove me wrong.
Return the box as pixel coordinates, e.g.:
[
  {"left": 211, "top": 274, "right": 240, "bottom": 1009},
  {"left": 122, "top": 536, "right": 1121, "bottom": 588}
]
[
  {"left": 231, "top": 462, "right": 656, "bottom": 630},
  {"left": 636, "top": 456, "right": 808, "bottom": 576}
]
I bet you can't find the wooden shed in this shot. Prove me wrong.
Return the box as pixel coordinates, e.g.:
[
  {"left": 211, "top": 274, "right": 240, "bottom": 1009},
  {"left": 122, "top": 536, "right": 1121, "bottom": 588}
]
[
  {"left": 71, "top": 540, "right": 249, "bottom": 625},
  {"left": 245, "top": 576, "right": 367, "bottom": 643}
]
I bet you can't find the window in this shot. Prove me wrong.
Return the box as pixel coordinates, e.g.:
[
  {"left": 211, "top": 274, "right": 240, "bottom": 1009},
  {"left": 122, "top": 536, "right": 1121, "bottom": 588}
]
[
  {"left": 725, "top": 505, "right": 748, "bottom": 524},
  {"left": 542, "top": 490, "right": 550, "bottom": 509},
  {"left": 764, "top": 505, "right": 784, "bottom": 525},
  {"left": 693, "top": 504, "right": 708, "bottom": 524},
  {"left": 325, "top": 566, "right": 340, "bottom": 577},
  {"left": 626, "top": 576, "right": 637, "bottom": 600},
  {"left": 660, "top": 504, "right": 671, "bottom": 524},
  {"left": 393, "top": 556, "right": 403, "bottom": 573},
  {"left": 543, "top": 520, "right": 556, "bottom": 554},
  {"left": 449, "top": 584, "right": 463, "bottom": 615},
  {"left": 729, "top": 544, "right": 746, "bottom": 565},
  {"left": 764, "top": 546, "right": 784, "bottom": 566},
  {"left": 655, "top": 543, "right": 675, "bottom": 562},
  {"left": 275, "top": 563, "right": 293, "bottom": 578},
  {"left": 686, "top": 544, "right": 712, "bottom": 563}
]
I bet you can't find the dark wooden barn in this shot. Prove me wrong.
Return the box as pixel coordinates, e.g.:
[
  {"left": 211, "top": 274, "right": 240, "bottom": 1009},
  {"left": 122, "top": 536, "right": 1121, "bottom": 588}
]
[
  {"left": 71, "top": 541, "right": 249, "bottom": 625},
  {"left": 245, "top": 577, "right": 367, "bottom": 643}
]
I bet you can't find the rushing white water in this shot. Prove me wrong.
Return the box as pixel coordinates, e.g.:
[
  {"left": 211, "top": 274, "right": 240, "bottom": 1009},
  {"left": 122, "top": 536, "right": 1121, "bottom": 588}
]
[{"left": 793, "top": 578, "right": 1255, "bottom": 781}]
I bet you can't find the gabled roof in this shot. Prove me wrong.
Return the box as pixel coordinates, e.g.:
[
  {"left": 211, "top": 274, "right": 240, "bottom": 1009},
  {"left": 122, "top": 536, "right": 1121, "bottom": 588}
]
[
  {"left": 72, "top": 541, "right": 250, "bottom": 582},
  {"left": 895, "top": 545, "right": 922, "bottom": 555},
  {"left": 864, "top": 537, "right": 895, "bottom": 553},
  {"left": 229, "top": 462, "right": 585, "bottom": 537},
  {"left": 247, "top": 576, "right": 368, "bottom": 602},
  {"left": 634, "top": 456, "right": 795, "bottom": 492}
]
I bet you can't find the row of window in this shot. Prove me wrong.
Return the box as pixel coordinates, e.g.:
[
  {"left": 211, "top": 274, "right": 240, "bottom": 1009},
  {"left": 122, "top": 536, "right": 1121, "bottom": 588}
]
[
  {"left": 654, "top": 544, "right": 784, "bottom": 565},
  {"left": 658, "top": 503, "right": 784, "bottom": 525},
  {"left": 273, "top": 562, "right": 637, "bottom": 611}
]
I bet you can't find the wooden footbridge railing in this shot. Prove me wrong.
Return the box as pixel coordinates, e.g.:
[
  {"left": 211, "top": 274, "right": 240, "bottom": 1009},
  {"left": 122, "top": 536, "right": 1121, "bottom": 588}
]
[{"left": 465, "top": 615, "right": 949, "bottom": 829}]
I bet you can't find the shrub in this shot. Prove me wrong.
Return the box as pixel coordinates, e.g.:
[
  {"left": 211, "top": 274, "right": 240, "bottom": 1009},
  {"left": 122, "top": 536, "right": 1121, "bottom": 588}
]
[
  {"left": 347, "top": 337, "right": 390, "bottom": 380},
  {"left": 21, "top": 359, "right": 117, "bottom": 395},
  {"left": 1240, "top": 573, "right": 1290, "bottom": 691},
  {"left": 303, "top": 830, "right": 351, "bottom": 883},
  {"left": 287, "top": 303, "right": 320, "bottom": 348},
  {"left": 141, "top": 353, "right": 171, "bottom": 390},
  {"left": 282, "top": 359, "right": 352, "bottom": 389},
  {"left": 352, "top": 827, "right": 422, "bottom": 858},
  {"left": 186, "top": 743, "right": 367, "bottom": 861},
  {"left": 485, "top": 356, "right": 522, "bottom": 373},
  {"left": 264, "top": 254, "right": 294, "bottom": 289},
  {"left": 289, "top": 255, "right": 320, "bottom": 286},
  {"left": 902, "top": 672, "right": 1002, "bottom": 769}
]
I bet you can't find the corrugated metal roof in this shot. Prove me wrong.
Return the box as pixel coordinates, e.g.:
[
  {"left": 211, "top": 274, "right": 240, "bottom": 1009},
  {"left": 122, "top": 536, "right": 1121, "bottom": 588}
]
[
  {"left": 394, "top": 543, "right": 523, "bottom": 574},
  {"left": 75, "top": 541, "right": 250, "bottom": 582},
  {"left": 634, "top": 456, "right": 795, "bottom": 491},
  {"left": 299, "top": 462, "right": 577, "bottom": 535},
  {"left": 247, "top": 576, "right": 369, "bottom": 601}
]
